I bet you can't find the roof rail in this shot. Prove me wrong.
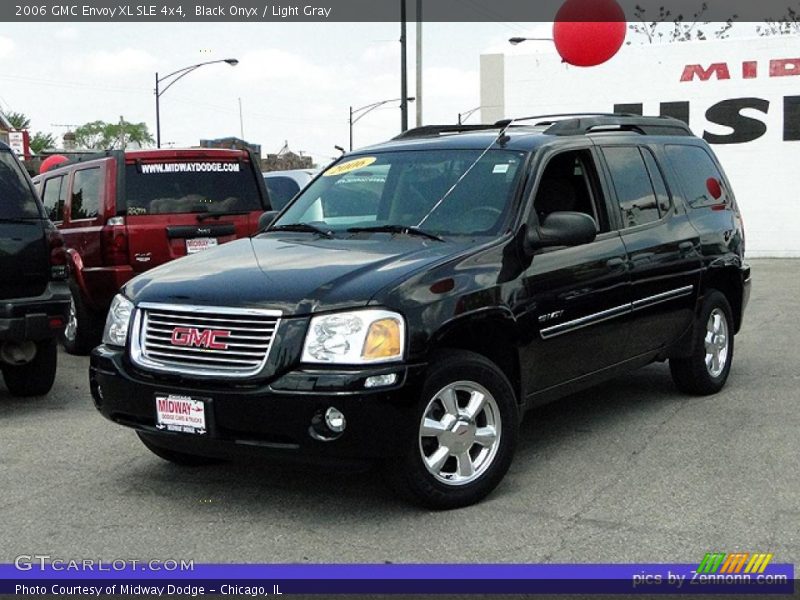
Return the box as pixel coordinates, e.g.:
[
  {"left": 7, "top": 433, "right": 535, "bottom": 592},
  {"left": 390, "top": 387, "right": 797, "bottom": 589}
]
[
  {"left": 541, "top": 115, "right": 693, "bottom": 137},
  {"left": 393, "top": 124, "right": 503, "bottom": 140},
  {"left": 493, "top": 112, "right": 630, "bottom": 127}
]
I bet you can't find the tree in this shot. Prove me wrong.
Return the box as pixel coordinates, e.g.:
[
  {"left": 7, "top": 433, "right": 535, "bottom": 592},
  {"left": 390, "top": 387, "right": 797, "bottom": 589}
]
[
  {"left": 29, "top": 132, "right": 57, "bottom": 155},
  {"left": 757, "top": 4, "right": 800, "bottom": 35},
  {"left": 73, "top": 119, "right": 154, "bottom": 150},
  {"left": 5, "top": 111, "right": 30, "bottom": 130},
  {"left": 628, "top": 3, "right": 737, "bottom": 44},
  {"left": 3, "top": 109, "right": 56, "bottom": 156}
]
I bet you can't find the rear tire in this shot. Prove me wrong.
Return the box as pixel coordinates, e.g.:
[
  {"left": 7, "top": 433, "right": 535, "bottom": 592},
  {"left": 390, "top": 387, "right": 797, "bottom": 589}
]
[
  {"left": 387, "top": 350, "right": 519, "bottom": 510},
  {"left": 1, "top": 338, "right": 58, "bottom": 397},
  {"left": 670, "top": 290, "right": 734, "bottom": 396},
  {"left": 137, "top": 432, "right": 222, "bottom": 467},
  {"left": 61, "top": 281, "right": 103, "bottom": 356}
]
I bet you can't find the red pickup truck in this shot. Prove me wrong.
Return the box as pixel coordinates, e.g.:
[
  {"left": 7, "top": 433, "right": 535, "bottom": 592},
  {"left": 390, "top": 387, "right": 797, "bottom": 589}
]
[{"left": 33, "top": 148, "right": 270, "bottom": 354}]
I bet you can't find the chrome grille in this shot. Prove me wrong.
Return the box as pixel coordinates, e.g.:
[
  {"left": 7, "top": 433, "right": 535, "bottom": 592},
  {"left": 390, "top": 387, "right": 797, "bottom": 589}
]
[{"left": 130, "top": 303, "right": 281, "bottom": 378}]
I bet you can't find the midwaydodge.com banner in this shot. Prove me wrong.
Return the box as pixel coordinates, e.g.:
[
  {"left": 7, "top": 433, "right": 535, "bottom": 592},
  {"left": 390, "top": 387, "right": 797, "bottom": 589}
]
[{"left": 1, "top": 562, "right": 795, "bottom": 595}]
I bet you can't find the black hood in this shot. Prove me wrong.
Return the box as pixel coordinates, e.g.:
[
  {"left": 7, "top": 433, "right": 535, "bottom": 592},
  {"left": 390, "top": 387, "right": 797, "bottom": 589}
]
[{"left": 124, "top": 234, "right": 467, "bottom": 315}]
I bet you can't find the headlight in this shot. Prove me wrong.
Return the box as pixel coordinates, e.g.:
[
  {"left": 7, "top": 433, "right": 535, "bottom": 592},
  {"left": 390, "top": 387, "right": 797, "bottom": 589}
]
[
  {"left": 102, "top": 294, "right": 134, "bottom": 347},
  {"left": 302, "top": 309, "right": 405, "bottom": 364}
]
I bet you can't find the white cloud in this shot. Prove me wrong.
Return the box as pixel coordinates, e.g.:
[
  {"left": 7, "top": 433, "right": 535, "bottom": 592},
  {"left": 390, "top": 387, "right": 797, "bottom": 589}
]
[
  {"left": 0, "top": 36, "right": 14, "bottom": 59},
  {"left": 233, "top": 48, "right": 333, "bottom": 88},
  {"left": 54, "top": 27, "right": 79, "bottom": 41},
  {"left": 66, "top": 48, "right": 158, "bottom": 76}
]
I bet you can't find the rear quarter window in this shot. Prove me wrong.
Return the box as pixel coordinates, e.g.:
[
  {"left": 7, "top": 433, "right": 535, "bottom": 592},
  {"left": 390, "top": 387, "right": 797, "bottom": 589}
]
[
  {"left": 0, "top": 150, "right": 41, "bottom": 219},
  {"left": 264, "top": 176, "right": 300, "bottom": 211},
  {"left": 665, "top": 145, "right": 730, "bottom": 209}
]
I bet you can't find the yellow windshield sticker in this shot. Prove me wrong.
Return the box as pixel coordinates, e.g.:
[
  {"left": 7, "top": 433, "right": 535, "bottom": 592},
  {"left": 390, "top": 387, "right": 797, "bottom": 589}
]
[{"left": 323, "top": 156, "right": 377, "bottom": 177}]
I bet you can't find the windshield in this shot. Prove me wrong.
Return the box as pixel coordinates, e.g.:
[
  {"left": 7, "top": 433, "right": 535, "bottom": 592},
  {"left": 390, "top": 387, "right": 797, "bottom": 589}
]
[
  {"left": 273, "top": 149, "right": 526, "bottom": 237},
  {"left": 0, "top": 150, "right": 41, "bottom": 220},
  {"left": 124, "top": 162, "right": 263, "bottom": 216}
]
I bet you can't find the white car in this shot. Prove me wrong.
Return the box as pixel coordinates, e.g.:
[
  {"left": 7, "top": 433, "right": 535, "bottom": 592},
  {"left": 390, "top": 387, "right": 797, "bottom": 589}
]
[{"left": 263, "top": 169, "right": 317, "bottom": 210}]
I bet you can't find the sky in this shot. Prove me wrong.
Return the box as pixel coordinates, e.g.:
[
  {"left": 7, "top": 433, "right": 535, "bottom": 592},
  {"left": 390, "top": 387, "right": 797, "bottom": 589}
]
[
  {"left": 0, "top": 20, "right": 557, "bottom": 163},
  {"left": 0, "top": 19, "right": 761, "bottom": 164}
]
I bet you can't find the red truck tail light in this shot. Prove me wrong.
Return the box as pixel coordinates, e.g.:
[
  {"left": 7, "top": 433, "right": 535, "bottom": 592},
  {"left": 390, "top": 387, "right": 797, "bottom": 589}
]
[
  {"left": 47, "top": 227, "right": 69, "bottom": 280},
  {"left": 102, "top": 217, "right": 129, "bottom": 266}
]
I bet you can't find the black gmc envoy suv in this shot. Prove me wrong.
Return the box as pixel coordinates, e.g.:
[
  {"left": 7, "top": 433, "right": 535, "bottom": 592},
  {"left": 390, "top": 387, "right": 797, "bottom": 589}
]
[{"left": 90, "top": 115, "right": 750, "bottom": 509}]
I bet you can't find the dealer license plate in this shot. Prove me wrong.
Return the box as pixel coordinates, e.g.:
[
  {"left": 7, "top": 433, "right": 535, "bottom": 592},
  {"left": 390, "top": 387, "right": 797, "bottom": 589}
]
[
  {"left": 186, "top": 237, "right": 218, "bottom": 254},
  {"left": 155, "top": 394, "right": 207, "bottom": 435}
]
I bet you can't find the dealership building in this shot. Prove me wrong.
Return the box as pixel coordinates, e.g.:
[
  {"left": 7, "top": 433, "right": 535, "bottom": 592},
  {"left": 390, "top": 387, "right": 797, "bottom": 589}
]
[{"left": 480, "top": 36, "right": 798, "bottom": 257}]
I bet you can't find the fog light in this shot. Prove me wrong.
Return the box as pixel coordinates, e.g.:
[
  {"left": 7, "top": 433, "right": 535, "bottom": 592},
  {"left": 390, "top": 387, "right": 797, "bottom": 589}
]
[
  {"left": 364, "top": 373, "right": 398, "bottom": 389},
  {"left": 325, "top": 407, "right": 346, "bottom": 433},
  {"left": 309, "top": 406, "right": 347, "bottom": 442}
]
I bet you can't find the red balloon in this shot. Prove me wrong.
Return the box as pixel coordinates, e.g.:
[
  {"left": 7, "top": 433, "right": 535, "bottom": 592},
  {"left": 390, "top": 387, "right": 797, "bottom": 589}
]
[
  {"left": 553, "top": 0, "right": 627, "bottom": 67},
  {"left": 39, "top": 154, "right": 69, "bottom": 175},
  {"left": 706, "top": 177, "right": 723, "bottom": 200}
]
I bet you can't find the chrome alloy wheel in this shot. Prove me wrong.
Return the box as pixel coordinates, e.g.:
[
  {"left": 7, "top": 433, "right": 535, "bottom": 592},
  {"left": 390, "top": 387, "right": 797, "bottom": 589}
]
[
  {"left": 418, "top": 381, "right": 502, "bottom": 486},
  {"left": 704, "top": 308, "right": 729, "bottom": 378},
  {"left": 64, "top": 294, "right": 78, "bottom": 342}
]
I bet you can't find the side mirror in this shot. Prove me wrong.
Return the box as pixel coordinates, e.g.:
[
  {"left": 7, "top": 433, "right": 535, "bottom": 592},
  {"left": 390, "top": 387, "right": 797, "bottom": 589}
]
[
  {"left": 525, "top": 211, "right": 597, "bottom": 254},
  {"left": 257, "top": 210, "right": 280, "bottom": 233}
]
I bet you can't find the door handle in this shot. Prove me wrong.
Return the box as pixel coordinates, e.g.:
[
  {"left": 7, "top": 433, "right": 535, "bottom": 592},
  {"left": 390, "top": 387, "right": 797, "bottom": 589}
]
[
  {"left": 679, "top": 241, "right": 695, "bottom": 253},
  {"left": 606, "top": 257, "right": 626, "bottom": 269}
]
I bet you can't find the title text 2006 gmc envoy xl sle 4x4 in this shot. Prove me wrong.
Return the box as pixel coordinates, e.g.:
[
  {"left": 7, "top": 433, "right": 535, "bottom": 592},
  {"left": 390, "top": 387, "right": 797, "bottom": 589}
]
[{"left": 90, "top": 115, "right": 750, "bottom": 509}]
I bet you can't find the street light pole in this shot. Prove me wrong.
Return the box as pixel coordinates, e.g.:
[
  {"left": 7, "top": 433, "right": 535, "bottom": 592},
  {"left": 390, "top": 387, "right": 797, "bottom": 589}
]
[
  {"left": 154, "top": 58, "right": 239, "bottom": 148},
  {"left": 458, "top": 106, "right": 482, "bottom": 125},
  {"left": 400, "top": 0, "right": 409, "bottom": 132},
  {"left": 508, "top": 36, "right": 554, "bottom": 45},
  {"left": 155, "top": 72, "right": 161, "bottom": 148},
  {"left": 349, "top": 97, "right": 415, "bottom": 151}
]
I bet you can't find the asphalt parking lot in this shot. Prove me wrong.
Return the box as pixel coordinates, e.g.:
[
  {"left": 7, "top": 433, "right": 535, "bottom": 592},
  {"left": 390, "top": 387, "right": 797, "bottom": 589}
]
[{"left": 1, "top": 258, "right": 797, "bottom": 567}]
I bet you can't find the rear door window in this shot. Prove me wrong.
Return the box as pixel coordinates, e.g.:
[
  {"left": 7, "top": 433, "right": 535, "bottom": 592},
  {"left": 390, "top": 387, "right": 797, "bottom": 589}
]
[
  {"left": 665, "top": 145, "right": 730, "bottom": 208},
  {"left": 602, "top": 146, "right": 661, "bottom": 228},
  {"left": 125, "top": 161, "right": 263, "bottom": 216},
  {"left": 41, "top": 175, "right": 66, "bottom": 222},
  {"left": 0, "top": 150, "right": 40, "bottom": 219},
  {"left": 71, "top": 167, "right": 103, "bottom": 221},
  {"left": 264, "top": 176, "right": 300, "bottom": 211}
]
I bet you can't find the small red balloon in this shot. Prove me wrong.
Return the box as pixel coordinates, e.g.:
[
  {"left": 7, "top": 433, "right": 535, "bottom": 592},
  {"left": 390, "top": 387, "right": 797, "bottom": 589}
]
[
  {"left": 553, "top": 0, "right": 627, "bottom": 67},
  {"left": 39, "top": 154, "right": 69, "bottom": 174}
]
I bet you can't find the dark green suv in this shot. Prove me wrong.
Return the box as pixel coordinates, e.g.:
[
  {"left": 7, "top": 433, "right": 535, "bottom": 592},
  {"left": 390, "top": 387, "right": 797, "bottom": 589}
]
[{"left": 0, "top": 142, "right": 70, "bottom": 397}]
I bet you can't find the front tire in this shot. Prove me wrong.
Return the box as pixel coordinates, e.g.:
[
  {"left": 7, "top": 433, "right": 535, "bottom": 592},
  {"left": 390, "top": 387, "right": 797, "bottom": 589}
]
[
  {"left": 670, "top": 290, "right": 735, "bottom": 396},
  {"left": 137, "top": 432, "right": 222, "bottom": 466},
  {"left": 61, "top": 281, "right": 103, "bottom": 356},
  {"left": 388, "top": 350, "right": 519, "bottom": 510},
  {"left": 1, "top": 338, "right": 58, "bottom": 397}
]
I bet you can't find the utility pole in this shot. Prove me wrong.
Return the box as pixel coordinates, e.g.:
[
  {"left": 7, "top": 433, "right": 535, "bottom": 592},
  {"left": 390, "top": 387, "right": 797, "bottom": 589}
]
[
  {"left": 118, "top": 115, "right": 125, "bottom": 149},
  {"left": 238, "top": 98, "right": 244, "bottom": 139},
  {"left": 400, "top": 0, "right": 409, "bottom": 132},
  {"left": 415, "top": 0, "right": 422, "bottom": 127}
]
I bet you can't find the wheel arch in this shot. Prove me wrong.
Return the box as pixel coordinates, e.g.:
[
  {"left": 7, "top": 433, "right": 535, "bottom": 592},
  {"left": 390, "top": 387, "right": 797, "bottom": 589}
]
[
  {"left": 702, "top": 266, "right": 744, "bottom": 334},
  {"left": 427, "top": 309, "right": 522, "bottom": 405}
]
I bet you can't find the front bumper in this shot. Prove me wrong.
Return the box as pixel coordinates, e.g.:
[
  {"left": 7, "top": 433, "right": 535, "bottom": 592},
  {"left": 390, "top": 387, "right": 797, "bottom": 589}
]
[
  {"left": 90, "top": 345, "right": 427, "bottom": 462},
  {"left": 0, "top": 282, "right": 70, "bottom": 342}
]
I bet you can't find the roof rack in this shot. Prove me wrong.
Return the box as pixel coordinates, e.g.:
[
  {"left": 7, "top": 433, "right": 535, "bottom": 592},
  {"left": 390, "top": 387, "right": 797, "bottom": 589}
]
[
  {"left": 516, "top": 114, "right": 693, "bottom": 137},
  {"left": 392, "top": 114, "right": 693, "bottom": 142},
  {"left": 393, "top": 124, "right": 504, "bottom": 140}
]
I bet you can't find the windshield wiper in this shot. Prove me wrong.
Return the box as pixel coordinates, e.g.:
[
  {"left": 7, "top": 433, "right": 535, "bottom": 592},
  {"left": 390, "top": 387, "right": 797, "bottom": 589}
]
[
  {"left": 196, "top": 210, "right": 253, "bottom": 222},
  {"left": 268, "top": 222, "right": 334, "bottom": 238},
  {"left": 347, "top": 224, "right": 444, "bottom": 242}
]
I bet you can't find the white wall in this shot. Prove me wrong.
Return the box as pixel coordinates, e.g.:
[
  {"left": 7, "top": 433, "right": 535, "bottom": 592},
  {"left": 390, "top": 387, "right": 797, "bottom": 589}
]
[{"left": 481, "top": 37, "right": 800, "bottom": 257}]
